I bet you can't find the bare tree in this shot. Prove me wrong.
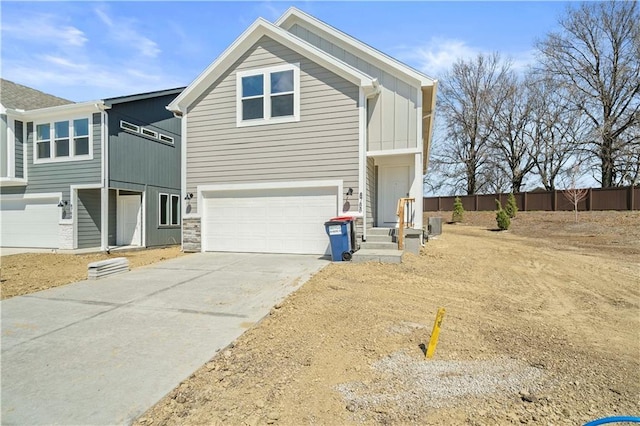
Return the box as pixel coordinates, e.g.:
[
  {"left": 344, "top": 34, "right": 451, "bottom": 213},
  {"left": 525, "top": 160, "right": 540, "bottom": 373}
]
[
  {"left": 526, "top": 75, "right": 589, "bottom": 190},
  {"left": 490, "top": 75, "right": 536, "bottom": 192},
  {"left": 563, "top": 164, "right": 589, "bottom": 222},
  {"left": 536, "top": 1, "right": 640, "bottom": 188},
  {"left": 437, "top": 53, "right": 514, "bottom": 195}
]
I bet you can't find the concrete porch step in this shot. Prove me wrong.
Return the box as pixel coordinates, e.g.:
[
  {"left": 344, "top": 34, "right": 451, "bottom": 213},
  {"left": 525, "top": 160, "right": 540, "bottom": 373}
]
[
  {"left": 352, "top": 249, "right": 403, "bottom": 264},
  {"left": 365, "top": 234, "right": 398, "bottom": 243},
  {"left": 359, "top": 241, "right": 398, "bottom": 250},
  {"left": 367, "top": 227, "right": 397, "bottom": 237}
]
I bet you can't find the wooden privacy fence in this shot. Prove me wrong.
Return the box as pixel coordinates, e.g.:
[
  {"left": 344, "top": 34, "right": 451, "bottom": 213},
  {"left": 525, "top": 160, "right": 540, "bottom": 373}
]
[{"left": 424, "top": 186, "right": 639, "bottom": 212}]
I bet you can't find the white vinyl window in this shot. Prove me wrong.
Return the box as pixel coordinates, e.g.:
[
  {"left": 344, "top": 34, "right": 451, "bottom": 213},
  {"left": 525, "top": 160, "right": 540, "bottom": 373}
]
[
  {"left": 120, "top": 121, "right": 140, "bottom": 133},
  {"left": 159, "top": 193, "right": 180, "bottom": 226},
  {"left": 236, "top": 63, "right": 300, "bottom": 127},
  {"left": 35, "top": 118, "right": 91, "bottom": 163},
  {"left": 122, "top": 120, "right": 174, "bottom": 145}
]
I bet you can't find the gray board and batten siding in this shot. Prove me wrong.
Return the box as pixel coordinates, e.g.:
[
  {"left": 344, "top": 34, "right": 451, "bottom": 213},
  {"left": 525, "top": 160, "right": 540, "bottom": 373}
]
[
  {"left": 107, "top": 91, "right": 182, "bottom": 247},
  {"left": 288, "top": 24, "right": 419, "bottom": 152},
  {"left": 186, "top": 35, "right": 361, "bottom": 215},
  {"left": 107, "top": 92, "right": 182, "bottom": 191}
]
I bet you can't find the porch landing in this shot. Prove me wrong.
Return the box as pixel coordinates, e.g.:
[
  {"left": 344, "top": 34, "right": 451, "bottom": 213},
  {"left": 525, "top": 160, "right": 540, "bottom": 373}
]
[{"left": 352, "top": 228, "right": 403, "bottom": 264}]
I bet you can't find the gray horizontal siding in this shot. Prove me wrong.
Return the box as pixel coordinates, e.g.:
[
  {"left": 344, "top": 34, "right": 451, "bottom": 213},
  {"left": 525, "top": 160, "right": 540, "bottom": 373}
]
[
  {"left": 289, "top": 23, "right": 418, "bottom": 152},
  {"left": 187, "top": 36, "right": 360, "bottom": 214},
  {"left": 25, "top": 113, "right": 102, "bottom": 201},
  {"left": 1, "top": 114, "right": 7, "bottom": 177},
  {"left": 15, "top": 120, "right": 24, "bottom": 178},
  {"left": 77, "top": 188, "right": 101, "bottom": 248}
]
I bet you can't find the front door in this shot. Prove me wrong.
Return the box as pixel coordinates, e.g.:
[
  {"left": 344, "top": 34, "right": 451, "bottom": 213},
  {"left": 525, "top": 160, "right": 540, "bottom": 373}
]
[
  {"left": 379, "top": 165, "right": 410, "bottom": 226},
  {"left": 117, "top": 195, "right": 142, "bottom": 246}
]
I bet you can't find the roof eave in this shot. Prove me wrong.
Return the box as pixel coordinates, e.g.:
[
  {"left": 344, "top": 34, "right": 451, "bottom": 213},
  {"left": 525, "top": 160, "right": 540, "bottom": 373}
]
[
  {"left": 168, "top": 18, "right": 375, "bottom": 113},
  {"left": 9, "top": 100, "right": 109, "bottom": 119},
  {"left": 277, "top": 7, "right": 437, "bottom": 87}
]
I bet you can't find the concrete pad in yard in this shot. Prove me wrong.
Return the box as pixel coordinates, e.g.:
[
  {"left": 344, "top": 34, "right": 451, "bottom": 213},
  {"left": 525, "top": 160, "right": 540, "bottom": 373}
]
[{"left": 1, "top": 253, "right": 328, "bottom": 425}]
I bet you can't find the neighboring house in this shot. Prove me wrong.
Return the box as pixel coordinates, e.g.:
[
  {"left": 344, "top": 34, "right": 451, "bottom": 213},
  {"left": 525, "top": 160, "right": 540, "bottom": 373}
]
[
  {"left": 168, "top": 7, "right": 437, "bottom": 255},
  {"left": 0, "top": 78, "right": 183, "bottom": 250}
]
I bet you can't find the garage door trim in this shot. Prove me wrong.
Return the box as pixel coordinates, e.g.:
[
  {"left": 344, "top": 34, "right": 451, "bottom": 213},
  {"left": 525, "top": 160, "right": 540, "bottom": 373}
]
[{"left": 199, "top": 180, "right": 342, "bottom": 254}]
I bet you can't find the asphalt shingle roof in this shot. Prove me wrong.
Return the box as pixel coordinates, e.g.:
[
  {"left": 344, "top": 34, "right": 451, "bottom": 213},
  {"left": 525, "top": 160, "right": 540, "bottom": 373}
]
[{"left": 1, "top": 79, "right": 73, "bottom": 111}]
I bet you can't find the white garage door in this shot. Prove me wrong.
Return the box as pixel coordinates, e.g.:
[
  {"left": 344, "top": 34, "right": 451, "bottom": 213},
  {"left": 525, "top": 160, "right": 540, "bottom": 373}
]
[
  {"left": 0, "top": 197, "right": 60, "bottom": 248},
  {"left": 203, "top": 186, "right": 338, "bottom": 255}
]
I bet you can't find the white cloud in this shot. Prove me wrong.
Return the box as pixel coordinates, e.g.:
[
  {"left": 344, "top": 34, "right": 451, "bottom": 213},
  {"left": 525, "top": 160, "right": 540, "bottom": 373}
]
[
  {"left": 1, "top": 14, "right": 87, "bottom": 47},
  {"left": 394, "top": 37, "right": 536, "bottom": 78},
  {"left": 93, "top": 7, "right": 161, "bottom": 58}
]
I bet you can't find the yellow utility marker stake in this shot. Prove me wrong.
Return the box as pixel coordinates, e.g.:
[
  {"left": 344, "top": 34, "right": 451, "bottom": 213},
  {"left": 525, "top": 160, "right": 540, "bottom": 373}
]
[{"left": 426, "top": 307, "right": 446, "bottom": 359}]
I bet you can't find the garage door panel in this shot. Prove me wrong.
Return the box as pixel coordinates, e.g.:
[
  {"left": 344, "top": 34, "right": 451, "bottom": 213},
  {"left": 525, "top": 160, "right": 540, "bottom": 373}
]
[
  {"left": 203, "top": 187, "right": 337, "bottom": 255},
  {"left": 1, "top": 198, "right": 59, "bottom": 248}
]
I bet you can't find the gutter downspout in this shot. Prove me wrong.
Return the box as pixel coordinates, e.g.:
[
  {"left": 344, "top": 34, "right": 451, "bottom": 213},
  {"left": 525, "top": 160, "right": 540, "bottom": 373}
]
[{"left": 99, "top": 104, "right": 111, "bottom": 252}]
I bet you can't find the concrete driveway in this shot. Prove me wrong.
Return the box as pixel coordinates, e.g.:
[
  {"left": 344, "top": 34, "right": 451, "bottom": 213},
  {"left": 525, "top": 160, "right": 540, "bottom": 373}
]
[{"left": 1, "top": 252, "right": 328, "bottom": 425}]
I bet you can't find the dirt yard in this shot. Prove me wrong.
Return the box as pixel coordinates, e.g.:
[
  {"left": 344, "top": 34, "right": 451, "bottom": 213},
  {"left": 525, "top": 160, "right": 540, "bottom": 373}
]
[
  {"left": 0, "top": 246, "right": 184, "bottom": 300},
  {"left": 134, "top": 211, "right": 640, "bottom": 426}
]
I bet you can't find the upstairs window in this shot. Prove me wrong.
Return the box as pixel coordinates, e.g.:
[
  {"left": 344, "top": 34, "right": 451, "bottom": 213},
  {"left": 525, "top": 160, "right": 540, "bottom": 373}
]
[
  {"left": 36, "top": 123, "right": 51, "bottom": 159},
  {"left": 236, "top": 63, "right": 300, "bottom": 127},
  {"left": 35, "top": 118, "right": 91, "bottom": 163}
]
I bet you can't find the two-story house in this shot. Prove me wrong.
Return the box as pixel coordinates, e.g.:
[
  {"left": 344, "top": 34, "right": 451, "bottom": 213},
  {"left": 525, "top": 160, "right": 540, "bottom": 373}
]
[
  {"left": 0, "top": 79, "right": 183, "bottom": 250},
  {"left": 167, "top": 8, "right": 437, "bottom": 255}
]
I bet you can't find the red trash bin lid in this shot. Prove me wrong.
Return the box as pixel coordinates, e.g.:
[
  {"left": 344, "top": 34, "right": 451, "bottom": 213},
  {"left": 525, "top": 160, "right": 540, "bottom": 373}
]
[{"left": 330, "top": 216, "right": 353, "bottom": 221}]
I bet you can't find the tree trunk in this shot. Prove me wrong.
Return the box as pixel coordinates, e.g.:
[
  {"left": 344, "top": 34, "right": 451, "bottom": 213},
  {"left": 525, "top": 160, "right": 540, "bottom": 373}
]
[{"left": 601, "top": 134, "right": 615, "bottom": 188}]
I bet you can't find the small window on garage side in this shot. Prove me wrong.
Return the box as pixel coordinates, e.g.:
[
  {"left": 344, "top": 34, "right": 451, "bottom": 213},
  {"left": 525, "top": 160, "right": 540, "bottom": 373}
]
[
  {"left": 160, "top": 194, "right": 168, "bottom": 226},
  {"left": 159, "top": 193, "right": 180, "bottom": 227},
  {"left": 171, "top": 195, "right": 180, "bottom": 225}
]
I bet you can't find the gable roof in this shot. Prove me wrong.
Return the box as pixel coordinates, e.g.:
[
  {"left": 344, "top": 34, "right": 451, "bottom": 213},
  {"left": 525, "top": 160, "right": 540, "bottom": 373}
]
[
  {"left": 276, "top": 7, "right": 436, "bottom": 87},
  {"left": 0, "top": 78, "right": 73, "bottom": 111},
  {"left": 168, "top": 18, "right": 377, "bottom": 113}
]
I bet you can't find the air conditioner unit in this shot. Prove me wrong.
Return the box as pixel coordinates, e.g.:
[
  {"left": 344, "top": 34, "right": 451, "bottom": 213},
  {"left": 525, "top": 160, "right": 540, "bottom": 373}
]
[{"left": 428, "top": 217, "right": 443, "bottom": 236}]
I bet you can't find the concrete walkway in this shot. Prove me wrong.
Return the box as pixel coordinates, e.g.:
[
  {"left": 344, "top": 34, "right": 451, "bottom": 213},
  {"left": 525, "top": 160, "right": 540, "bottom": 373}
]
[{"left": 1, "top": 253, "right": 328, "bottom": 425}]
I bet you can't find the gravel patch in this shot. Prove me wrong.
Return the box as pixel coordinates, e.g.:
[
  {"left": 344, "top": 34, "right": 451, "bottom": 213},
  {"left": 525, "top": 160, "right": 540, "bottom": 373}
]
[{"left": 337, "top": 351, "right": 545, "bottom": 417}]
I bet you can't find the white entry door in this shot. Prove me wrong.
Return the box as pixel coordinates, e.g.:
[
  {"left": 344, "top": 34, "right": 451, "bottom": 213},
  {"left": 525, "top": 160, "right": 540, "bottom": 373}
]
[
  {"left": 117, "top": 195, "right": 142, "bottom": 246},
  {"left": 379, "top": 165, "right": 410, "bottom": 225}
]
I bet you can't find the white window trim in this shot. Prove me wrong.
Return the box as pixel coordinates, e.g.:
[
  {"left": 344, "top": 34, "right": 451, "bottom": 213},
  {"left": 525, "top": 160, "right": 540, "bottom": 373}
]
[
  {"left": 236, "top": 63, "right": 300, "bottom": 127},
  {"left": 120, "top": 120, "right": 140, "bottom": 133},
  {"left": 141, "top": 128, "right": 158, "bottom": 138},
  {"left": 33, "top": 117, "right": 93, "bottom": 164},
  {"left": 159, "top": 134, "right": 174, "bottom": 144},
  {"left": 159, "top": 193, "right": 180, "bottom": 227}
]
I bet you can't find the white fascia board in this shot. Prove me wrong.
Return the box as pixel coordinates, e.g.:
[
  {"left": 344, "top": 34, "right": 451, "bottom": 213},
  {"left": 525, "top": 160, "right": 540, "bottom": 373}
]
[
  {"left": 167, "top": 18, "right": 375, "bottom": 113},
  {"left": 276, "top": 7, "right": 437, "bottom": 87},
  {"left": 11, "top": 101, "right": 109, "bottom": 121}
]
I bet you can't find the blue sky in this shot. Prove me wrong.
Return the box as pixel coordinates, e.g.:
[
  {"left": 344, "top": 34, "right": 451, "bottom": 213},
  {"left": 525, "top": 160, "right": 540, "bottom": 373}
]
[{"left": 1, "top": 1, "right": 572, "bottom": 102}]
